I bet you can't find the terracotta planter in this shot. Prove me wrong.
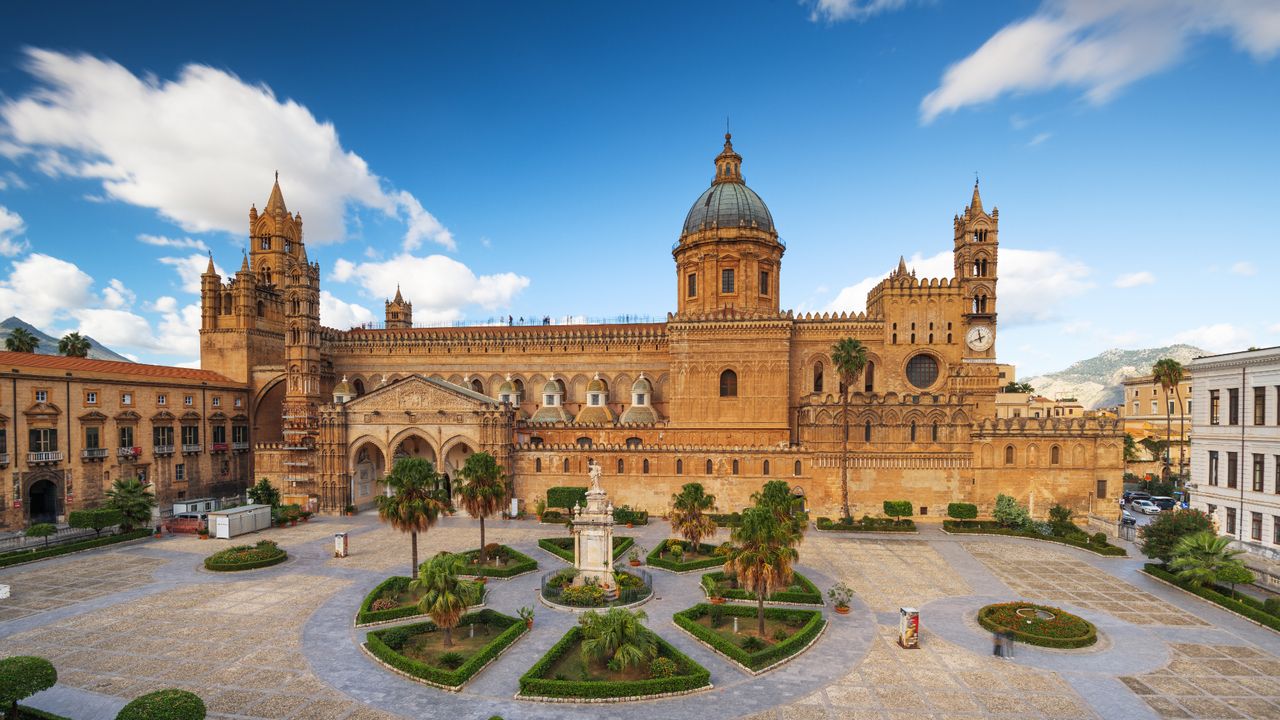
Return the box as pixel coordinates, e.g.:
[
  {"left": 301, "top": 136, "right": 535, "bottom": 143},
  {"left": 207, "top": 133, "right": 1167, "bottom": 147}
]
[
  {"left": 525, "top": 620, "right": 533, "bottom": 630},
  {"left": 709, "top": 597, "right": 726, "bottom": 605},
  {"left": 302, "top": 517, "right": 309, "bottom": 523},
  {"left": 290, "top": 520, "right": 297, "bottom": 527},
  {"left": 475, "top": 577, "right": 487, "bottom": 585},
  {"left": 626, "top": 522, "right": 633, "bottom": 528},
  {"left": 199, "top": 535, "right": 208, "bottom": 540},
  {"left": 154, "top": 532, "right": 162, "bottom": 538},
  {"left": 835, "top": 606, "right": 850, "bottom": 615},
  {"left": 629, "top": 559, "right": 641, "bottom": 566}
]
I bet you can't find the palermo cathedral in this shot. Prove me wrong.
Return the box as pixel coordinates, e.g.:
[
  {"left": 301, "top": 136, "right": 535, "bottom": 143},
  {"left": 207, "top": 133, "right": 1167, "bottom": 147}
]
[{"left": 198, "top": 134, "right": 1124, "bottom": 519}]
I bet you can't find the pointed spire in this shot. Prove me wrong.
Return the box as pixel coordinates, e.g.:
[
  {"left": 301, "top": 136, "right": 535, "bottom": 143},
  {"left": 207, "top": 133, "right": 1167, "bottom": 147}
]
[
  {"left": 204, "top": 251, "right": 216, "bottom": 276},
  {"left": 265, "top": 172, "right": 287, "bottom": 215},
  {"left": 969, "top": 178, "right": 983, "bottom": 215},
  {"left": 712, "top": 132, "right": 744, "bottom": 185},
  {"left": 239, "top": 251, "right": 250, "bottom": 274},
  {"left": 896, "top": 255, "right": 908, "bottom": 276},
  {"left": 393, "top": 284, "right": 404, "bottom": 304}
]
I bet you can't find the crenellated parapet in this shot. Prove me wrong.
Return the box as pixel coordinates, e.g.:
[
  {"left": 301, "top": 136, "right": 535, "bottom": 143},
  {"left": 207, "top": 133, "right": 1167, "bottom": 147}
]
[
  {"left": 974, "top": 415, "right": 1123, "bottom": 437},
  {"left": 513, "top": 441, "right": 805, "bottom": 453},
  {"left": 321, "top": 322, "right": 667, "bottom": 353}
]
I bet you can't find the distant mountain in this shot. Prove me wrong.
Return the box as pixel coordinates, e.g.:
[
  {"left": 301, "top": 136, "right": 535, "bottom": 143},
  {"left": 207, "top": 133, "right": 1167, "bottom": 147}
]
[
  {"left": 1023, "top": 344, "right": 1206, "bottom": 410},
  {"left": 0, "top": 317, "right": 133, "bottom": 362}
]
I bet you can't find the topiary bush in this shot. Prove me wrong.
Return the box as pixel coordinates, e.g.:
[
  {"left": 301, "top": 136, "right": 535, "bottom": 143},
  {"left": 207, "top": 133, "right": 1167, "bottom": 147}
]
[
  {"left": 0, "top": 655, "right": 57, "bottom": 718},
  {"left": 883, "top": 500, "right": 913, "bottom": 523},
  {"left": 649, "top": 656, "right": 678, "bottom": 679},
  {"left": 546, "top": 486, "right": 587, "bottom": 511},
  {"left": 115, "top": 688, "right": 206, "bottom": 720},
  {"left": 947, "top": 503, "right": 977, "bottom": 520}
]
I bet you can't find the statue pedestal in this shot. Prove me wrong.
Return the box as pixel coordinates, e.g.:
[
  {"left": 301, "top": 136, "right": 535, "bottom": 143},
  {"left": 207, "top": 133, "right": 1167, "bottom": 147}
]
[{"left": 572, "top": 463, "right": 615, "bottom": 589}]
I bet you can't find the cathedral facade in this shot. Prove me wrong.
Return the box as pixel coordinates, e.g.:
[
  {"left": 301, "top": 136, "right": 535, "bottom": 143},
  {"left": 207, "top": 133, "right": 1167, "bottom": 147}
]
[{"left": 199, "top": 136, "right": 1123, "bottom": 519}]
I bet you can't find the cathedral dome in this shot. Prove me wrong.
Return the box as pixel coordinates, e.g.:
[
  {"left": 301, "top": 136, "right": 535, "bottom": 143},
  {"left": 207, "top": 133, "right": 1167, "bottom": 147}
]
[{"left": 681, "top": 134, "right": 774, "bottom": 236}]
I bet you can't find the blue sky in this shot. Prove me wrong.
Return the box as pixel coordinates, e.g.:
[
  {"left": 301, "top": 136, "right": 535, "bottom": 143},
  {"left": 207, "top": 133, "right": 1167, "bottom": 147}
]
[{"left": 0, "top": 1, "right": 1276, "bottom": 375}]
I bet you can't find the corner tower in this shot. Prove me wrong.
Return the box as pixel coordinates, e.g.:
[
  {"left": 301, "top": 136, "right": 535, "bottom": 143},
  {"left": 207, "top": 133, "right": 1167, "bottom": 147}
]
[
  {"left": 954, "top": 180, "right": 998, "bottom": 359},
  {"left": 672, "top": 134, "right": 784, "bottom": 317},
  {"left": 385, "top": 286, "right": 413, "bottom": 329},
  {"left": 250, "top": 173, "right": 305, "bottom": 289}
]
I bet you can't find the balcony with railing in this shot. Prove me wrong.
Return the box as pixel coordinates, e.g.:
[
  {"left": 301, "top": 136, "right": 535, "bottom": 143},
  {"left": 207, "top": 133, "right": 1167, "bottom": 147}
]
[
  {"left": 231, "top": 441, "right": 250, "bottom": 452},
  {"left": 81, "top": 447, "right": 109, "bottom": 460},
  {"left": 181, "top": 443, "right": 202, "bottom": 454},
  {"left": 211, "top": 442, "right": 229, "bottom": 453},
  {"left": 28, "top": 451, "right": 63, "bottom": 464},
  {"left": 0, "top": 452, "right": 8, "bottom": 465},
  {"left": 154, "top": 445, "right": 175, "bottom": 456},
  {"left": 118, "top": 446, "right": 142, "bottom": 460}
]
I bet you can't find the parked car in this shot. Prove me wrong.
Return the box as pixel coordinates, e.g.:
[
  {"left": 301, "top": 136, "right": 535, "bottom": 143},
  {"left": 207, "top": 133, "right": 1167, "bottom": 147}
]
[
  {"left": 1124, "top": 491, "right": 1152, "bottom": 504},
  {"left": 1151, "top": 496, "right": 1178, "bottom": 511},
  {"left": 1120, "top": 509, "right": 1137, "bottom": 526},
  {"left": 1132, "top": 499, "right": 1161, "bottom": 515}
]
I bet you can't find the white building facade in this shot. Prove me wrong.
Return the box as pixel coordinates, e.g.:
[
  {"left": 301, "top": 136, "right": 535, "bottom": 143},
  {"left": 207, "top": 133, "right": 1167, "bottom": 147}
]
[{"left": 1188, "top": 347, "right": 1280, "bottom": 567}]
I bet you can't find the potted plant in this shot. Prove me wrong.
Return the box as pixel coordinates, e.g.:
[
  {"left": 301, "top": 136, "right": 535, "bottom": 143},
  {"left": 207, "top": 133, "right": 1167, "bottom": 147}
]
[
  {"left": 628, "top": 545, "right": 644, "bottom": 567},
  {"left": 828, "top": 582, "right": 854, "bottom": 615},
  {"left": 154, "top": 525, "right": 163, "bottom": 538},
  {"left": 300, "top": 511, "right": 312, "bottom": 523},
  {"left": 534, "top": 498, "right": 547, "bottom": 521},
  {"left": 344, "top": 504, "right": 356, "bottom": 516},
  {"left": 702, "top": 574, "right": 725, "bottom": 604},
  {"left": 198, "top": 526, "right": 209, "bottom": 540},
  {"left": 518, "top": 606, "right": 534, "bottom": 629}
]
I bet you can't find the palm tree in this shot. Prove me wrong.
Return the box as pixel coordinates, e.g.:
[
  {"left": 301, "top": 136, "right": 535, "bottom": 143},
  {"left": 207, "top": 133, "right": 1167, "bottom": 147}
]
[
  {"left": 455, "top": 452, "right": 508, "bottom": 563},
  {"left": 669, "top": 482, "right": 717, "bottom": 551},
  {"left": 1151, "top": 358, "right": 1184, "bottom": 481},
  {"left": 411, "top": 552, "right": 482, "bottom": 648},
  {"left": 1170, "top": 532, "right": 1244, "bottom": 589},
  {"left": 376, "top": 457, "right": 450, "bottom": 578},
  {"left": 4, "top": 327, "right": 39, "bottom": 353},
  {"left": 578, "top": 608, "right": 657, "bottom": 672},
  {"left": 752, "top": 479, "right": 805, "bottom": 539},
  {"left": 724, "top": 505, "right": 799, "bottom": 635},
  {"left": 831, "top": 338, "right": 868, "bottom": 521},
  {"left": 57, "top": 332, "right": 90, "bottom": 357},
  {"left": 105, "top": 477, "right": 157, "bottom": 531}
]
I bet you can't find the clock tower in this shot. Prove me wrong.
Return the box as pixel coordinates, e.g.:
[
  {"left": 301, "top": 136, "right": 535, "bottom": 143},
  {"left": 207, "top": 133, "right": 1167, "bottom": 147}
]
[{"left": 954, "top": 180, "right": 998, "bottom": 360}]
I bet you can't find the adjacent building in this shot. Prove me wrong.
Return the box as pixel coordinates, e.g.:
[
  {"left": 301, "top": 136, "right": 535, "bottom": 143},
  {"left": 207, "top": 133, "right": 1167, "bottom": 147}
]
[
  {"left": 1188, "top": 347, "right": 1280, "bottom": 563},
  {"left": 1120, "top": 371, "right": 1193, "bottom": 479}
]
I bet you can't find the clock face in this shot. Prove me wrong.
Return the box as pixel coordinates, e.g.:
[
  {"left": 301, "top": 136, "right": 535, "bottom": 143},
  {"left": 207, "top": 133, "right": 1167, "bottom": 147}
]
[{"left": 966, "top": 325, "right": 994, "bottom": 352}]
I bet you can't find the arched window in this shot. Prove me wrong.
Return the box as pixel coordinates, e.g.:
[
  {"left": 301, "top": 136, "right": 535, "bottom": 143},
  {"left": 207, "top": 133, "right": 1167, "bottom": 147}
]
[
  {"left": 763, "top": 459, "right": 770, "bottom": 476},
  {"left": 576, "top": 437, "right": 592, "bottom": 448},
  {"left": 1050, "top": 445, "right": 1061, "bottom": 465},
  {"left": 256, "top": 300, "right": 265, "bottom": 317},
  {"left": 259, "top": 265, "right": 270, "bottom": 284},
  {"left": 910, "top": 421, "right": 917, "bottom": 442},
  {"left": 864, "top": 362, "right": 875, "bottom": 392},
  {"left": 530, "top": 436, "right": 544, "bottom": 446},
  {"left": 864, "top": 420, "right": 872, "bottom": 442},
  {"left": 563, "top": 458, "right": 570, "bottom": 472},
  {"left": 719, "top": 369, "right": 738, "bottom": 397},
  {"left": 932, "top": 423, "right": 939, "bottom": 442},
  {"left": 732, "top": 459, "right": 739, "bottom": 475},
  {"left": 222, "top": 293, "right": 232, "bottom": 314},
  {"left": 642, "top": 459, "right": 650, "bottom": 474},
  {"left": 290, "top": 327, "right": 299, "bottom": 344},
  {"left": 625, "top": 437, "right": 642, "bottom": 448},
  {"left": 513, "top": 379, "right": 525, "bottom": 404},
  {"left": 470, "top": 378, "right": 484, "bottom": 394},
  {"left": 793, "top": 460, "right": 802, "bottom": 476},
  {"left": 676, "top": 459, "right": 683, "bottom": 475},
  {"left": 705, "top": 459, "right": 713, "bottom": 474},
  {"left": 535, "top": 458, "right": 542, "bottom": 473},
  {"left": 617, "top": 458, "right": 624, "bottom": 474},
  {"left": 291, "top": 297, "right": 301, "bottom": 314},
  {"left": 1004, "top": 445, "right": 1015, "bottom": 465},
  {"left": 813, "top": 362, "right": 824, "bottom": 393}
]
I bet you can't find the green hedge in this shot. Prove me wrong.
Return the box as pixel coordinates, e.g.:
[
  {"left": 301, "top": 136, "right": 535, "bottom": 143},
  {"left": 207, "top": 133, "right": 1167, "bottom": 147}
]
[
  {"left": 15, "top": 707, "right": 73, "bottom": 720},
  {"left": 976, "top": 603, "right": 1097, "bottom": 649},
  {"left": 538, "top": 536, "right": 633, "bottom": 563},
  {"left": 518, "top": 626, "right": 710, "bottom": 699},
  {"left": 703, "top": 570, "right": 822, "bottom": 605},
  {"left": 356, "top": 576, "right": 487, "bottom": 626},
  {"left": 707, "top": 512, "right": 743, "bottom": 527},
  {"left": 815, "top": 517, "right": 916, "bottom": 532},
  {"left": 547, "top": 486, "right": 587, "bottom": 511},
  {"left": 673, "top": 603, "right": 825, "bottom": 671},
  {"left": 947, "top": 503, "right": 978, "bottom": 520},
  {"left": 116, "top": 688, "right": 206, "bottom": 720},
  {"left": 459, "top": 545, "right": 538, "bottom": 578},
  {"left": 203, "top": 542, "right": 287, "bottom": 571},
  {"left": 68, "top": 507, "right": 123, "bottom": 535},
  {"left": 613, "top": 505, "right": 648, "bottom": 526},
  {"left": 1143, "top": 564, "right": 1280, "bottom": 633},
  {"left": 0, "top": 529, "right": 151, "bottom": 568},
  {"left": 942, "top": 520, "right": 1127, "bottom": 556},
  {"left": 645, "top": 542, "right": 724, "bottom": 572},
  {"left": 366, "top": 609, "right": 526, "bottom": 689}
]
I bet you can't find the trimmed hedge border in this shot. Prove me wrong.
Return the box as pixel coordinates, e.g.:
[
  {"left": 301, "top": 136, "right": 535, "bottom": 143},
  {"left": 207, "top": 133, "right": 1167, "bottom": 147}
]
[
  {"left": 645, "top": 542, "right": 724, "bottom": 573},
  {"left": 517, "top": 625, "right": 711, "bottom": 701},
  {"left": 355, "top": 576, "right": 487, "bottom": 627},
  {"left": 1143, "top": 564, "right": 1280, "bottom": 634},
  {"left": 15, "top": 707, "right": 73, "bottom": 720},
  {"left": 0, "top": 529, "right": 151, "bottom": 568},
  {"left": 364, "top": 609, "right": 527, "bottom": 691},
  {"left": 941, "top": 520, "right": 1127, "bottom": 556},
  {"left": 976, "top": 602, "right": 1097, "bottom": 648},
  {"left": 702, "top": 570, "right": 823, "bottom": 606},
  {"left": 459, "top": 545, "right": 538, "bottom": 578},
  {"left": 815, "top": 517, "right": 917, "bottom": 533},
  {"left": 203, "top": 544, "right": 288, "bottom": 571},
  {"left": 537, "top": 536, "right": 633, "bottom": 564},
  {"left": 672, "top": 603, "right": 826, "bottom": 674}
]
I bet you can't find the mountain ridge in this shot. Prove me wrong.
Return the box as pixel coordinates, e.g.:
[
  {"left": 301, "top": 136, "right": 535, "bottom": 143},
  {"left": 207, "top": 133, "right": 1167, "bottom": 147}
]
[
  {"left": 1022, "top": 344, "right": 1206, "bottom": 410},
  {"left": 0, "top": 316, "right": 133, "bottom": 363}
]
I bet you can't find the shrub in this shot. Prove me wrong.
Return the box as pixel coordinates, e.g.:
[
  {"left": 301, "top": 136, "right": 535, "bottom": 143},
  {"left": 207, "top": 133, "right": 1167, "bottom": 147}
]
[
  {"left": 546, "top": 486, "right": 587, "bottom": 511},
  {"left": 69, "top": 507, "right": 123, "bottom": 537},
  {"left": 773, "top": 628, "right": 790, "bottom": 642},
  {"left": 882, "top": 500, "right": 913, "bottom": 522},
  {"left": 247, "top": 478, "right": 281, "bottom": 508},
  {"left": 1265, "top": 598, "right": 1280, "bottom": 617},
  {"left": 1139, "top": 509, "right": 1214, "bottom": 564},
  {"left": 740, "top": 635, "right": 765, "bottom": 651},
  {"left": 24, "top": 523, "right": 56, "bottom": 547},
  {"left": 438, "top": 652, "right": 465, "bottom": 669},
  {"left": 203, "top": 539, "right": 286, "bottom": 571},
  {"left": 613, "top": 505, "right": 648, "bottom": 525},
  {"left": 709, "top": 604, "right": 725, "bottom": 628},
  {"left": 558, "top": 583, "right": 607, "bottom": 607},
  {"left": 0, "top": 655, "right": 57, "bottom": 716},
  {"left": 370, "top": 597, "right": 397, "bottom": 612},
  {"left": 815, "top": 516, "right": 915, "bottom": 532},
  {"left": 942, "top": 520, "right": 1126, "bottom": 556},
  {"left": 483, "top": 543, "right": 503, "bottom": 558},
  {"left": 115, "top": 688, "right": 206, "bottom": 720},
  {"left": 993, "top": 494, "right": 1032, "bottom": 529},
  {"left": 1144, "top": 564, "right": 1280, "bottom": 633},
  {"left": 1048, "top": 505, "right": 1076, "bottom": 535},
  {"left": 649, "top": 656, "right": 678, "bottom": 679},
  {"left": 947, "top": 503, "right": 978, "bottom": 520},
  {"left": 1092, "top": 532, "right": 1109, "bottom": 546}
]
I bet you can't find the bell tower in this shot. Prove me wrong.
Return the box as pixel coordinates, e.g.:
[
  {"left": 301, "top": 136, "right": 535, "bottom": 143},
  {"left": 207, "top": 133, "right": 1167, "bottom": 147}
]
[
  {"left": 385, "top": 286, "right": 413, "bottom": 329},
  {"left": 281, "top": 214, "right": 322, "bottom": 494},
  {"left": 954, "top": 180, "right": 998, "bottom": 357},
  {"left": 249, "top": 173, "right": 305, "bottom": 289}
]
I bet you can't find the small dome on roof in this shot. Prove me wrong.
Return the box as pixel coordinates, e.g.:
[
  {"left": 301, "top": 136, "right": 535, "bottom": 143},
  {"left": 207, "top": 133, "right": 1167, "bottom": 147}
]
[
  {"left": 497, "top": 375, "right": 516, "bottom": 395},
  {"left": 586, "top": 373, "right": 607, "bottom": 393},
  {"left": 542, "top": 378, "right": 563, "bottom": 395},
  {"left": 632, "top": 374, "right": 653, "bottom": 393},
  {"left": 334, "top": 375, "right": 353, "bottom": 395}
]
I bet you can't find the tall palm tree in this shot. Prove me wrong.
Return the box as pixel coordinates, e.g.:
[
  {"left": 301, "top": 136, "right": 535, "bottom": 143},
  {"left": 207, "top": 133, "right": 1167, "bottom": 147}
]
[
  {"left": 669, "top": 482, "right": 717, "bottom": 550},
  {"left": 105, "top": 477, "right": 157, "bottom": 531},
  {"left": 752, "top": 479, "right": 805, "bottom": 539},
  {"left": 57, "top": 332, "right": 91, "bottom": 358},
  {"left": 456, "top": 452, "right": 508, "bottom": 562},
  {"left": 724, "top": 505, "right": 800, "bottom": 635},
  {"left": 1171, "top": 531, "right": 1244, "bottom": 589},
  {"left": 4, "top": 327, "right": 39, "bottom": 353},
  {"left": 1152, "top": 358, "right": 1184, "bottom": 481},
  {"left": 578, "top": 607, "right": 657, "bottom": 672},
  {"left": 831, "top": 338, "right": 868, "bottom": 521},
  {"left": 411, "top": 552, "right": 482, "bottom": 648},
  {"left": 377, "top": 457, "right": 450, "bottom": 577}
]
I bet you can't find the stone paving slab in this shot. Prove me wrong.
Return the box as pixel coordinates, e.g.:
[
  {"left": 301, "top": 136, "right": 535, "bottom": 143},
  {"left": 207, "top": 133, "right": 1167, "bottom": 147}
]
[{"left": 0, "top": 552, "right": 166, "bottom": 621}]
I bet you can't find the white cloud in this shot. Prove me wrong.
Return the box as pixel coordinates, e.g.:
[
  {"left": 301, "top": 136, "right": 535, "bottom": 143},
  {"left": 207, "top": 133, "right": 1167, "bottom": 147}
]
[
  {"left": 1231, "top": 261, "right": 1257, "bottom": 276},
  {"left": 331, "top": 253, "right": 530, "bottom": 324},
  {"left": 319, "top": 290, "right": 374, "bottom": 330},
  {"left": 0, "top": 48, "right": 453, "bottom": 248},
  {"left": 1173, "top": 323, "right": 1254, "bottom": 353},
  {"left": 808, "top": 0, "right": 912, "bottom": 22},
  {"left": 158, "top": 253, "right": 225, "bottom": 294},
  {"left": 920, "top": 1, "right": 1280, "bottom": 123},
  {"left": 826, "top": 247, "right": 1092, "bottom": 327},
  {"left": 1113, "top": 270, "right": 1155, "bottom": 288},
  {"left": 138, "top": 234, "right": 208, "bottom": 252},
  {"left": 0, "top": 253, "right": 94, "bottom": 326},
  {"left": 1027, "top": 132, "right": 1052, "bottom": 147},
  {"left": 0, "top": 205, "right": 29, "bottom": 257},
  {"left": 101, "top": 278, "right": 135, "bottom": 309}
]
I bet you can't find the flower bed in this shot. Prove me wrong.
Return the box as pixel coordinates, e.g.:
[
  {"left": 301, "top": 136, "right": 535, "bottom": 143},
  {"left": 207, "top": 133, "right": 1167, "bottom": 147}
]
[
  {"left": 0, "top": 529, "right": 152, "bottom": 569},
  {"left": 701, "top": 570, "right": 822, "bottom": 605},
  {"left": 518, "top": 626, "right": 710, "bottom": 700},
  {"left": 942, "top": 520, "right": 1127, "bottom": 556},
  {"left": 203, "top": 540, "right": 287, "bottom": 571},
  {"left": 645, "top": 541, "right": 724, "bottom": 572},
  {"left": 542, "top": 568, "right": 651, "bottom": 607},
  {"left": 364, "top": 609, "right": 526, "bottom": 690},
  {"left": 673, "top": 603, "right": 825, "bottom": 673},
  {"left": 976, "top": 602, "right": 1097, "bottom": 648},
  {"left": 356, "top": 575, "right": 486, "bottom": 626},
  {"left": 538, "top": 536, "right": 633, "bottom": 564},
  {"left": 816, "top": 516, "right": 916, "bottom": 532},
  {"left": 458, "top": 544, "right": 538, "bottom": 578},
  {"left": 1143, "top": 564, "right": 1280, "bottom": 633}
]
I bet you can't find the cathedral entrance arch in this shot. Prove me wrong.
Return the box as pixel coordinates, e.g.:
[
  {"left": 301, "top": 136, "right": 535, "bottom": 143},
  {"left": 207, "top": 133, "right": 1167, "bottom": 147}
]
[
  {"left": 351, "top": 439, "right": 386, "bottom": 504},
  {"left": 442, "top": 437, "right": 480, "bottom": 513},
  {"left": 391, "top": 432, "right": 437, "bottom": 465},
  {"left": 28, "top": 479, "right": 58, "bottom": 525}
]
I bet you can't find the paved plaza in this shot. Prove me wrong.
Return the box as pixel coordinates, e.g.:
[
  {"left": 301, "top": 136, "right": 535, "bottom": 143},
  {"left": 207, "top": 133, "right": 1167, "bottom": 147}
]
[{"left": 3, "top": 515, "right": 1280, "bottom": 720}]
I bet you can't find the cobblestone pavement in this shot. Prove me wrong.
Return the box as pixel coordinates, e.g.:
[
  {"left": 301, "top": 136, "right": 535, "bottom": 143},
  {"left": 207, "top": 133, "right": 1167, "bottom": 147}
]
[
  {"left": 963, "top": 540, "right": 1207, "bottom": 626},
  {"left": 0, "top": 553, "right": 165, "bottom": 622},
  {"left": 1121, "top": 643, "right": 1280, "bottom": 719},
  {"left": 805, "top": 535, "right": 971, "bottom": 612}
]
